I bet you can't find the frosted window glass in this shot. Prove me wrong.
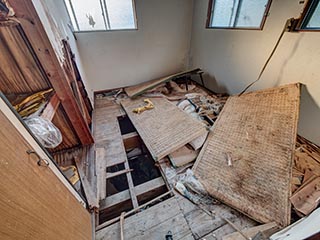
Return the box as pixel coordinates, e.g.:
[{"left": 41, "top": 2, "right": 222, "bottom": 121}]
[
  {"left": 106, "top": 0, "right": 136, "bottom": 29},
  {"left": 210, "top": 0, "right": 270, "bottom": 29},
  {"left": 236, "top": 0, "right": 269, "bottom": 28},
  {"left": 64, "top": 0, "right": 137, "bottom": 31},
  {"left": 305, "top": 2, "right": 320, "bottom": 29}
]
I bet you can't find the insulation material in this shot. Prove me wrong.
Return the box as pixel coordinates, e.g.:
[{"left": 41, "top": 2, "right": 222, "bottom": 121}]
[
  {"left": 121, "top": 97, "right": 207, "bottom": 160},
  {"left": 193, "top": 83, "right": 300, "bottom": 227}
]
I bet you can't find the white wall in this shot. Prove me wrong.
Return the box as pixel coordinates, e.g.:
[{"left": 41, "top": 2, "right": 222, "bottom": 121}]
[
  {"left": 32, "top": 0, "right": 93, "bottom": 101},
  {"left": 190, "top": 0, "right": 320, "bottom": 145},
  {"left": 74, "top": 0, "right": 193, "bottom": 91}
]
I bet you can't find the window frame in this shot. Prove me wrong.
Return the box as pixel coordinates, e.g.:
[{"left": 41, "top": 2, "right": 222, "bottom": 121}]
[
  {"left": 206, "top": 0, "right": 273, "bottom": 30},
  {"left": 63, "top": 0, "right": 138, "bottom": 33},
  {"left": 297, "top": 0, "right": 320, "bottom": 32}
]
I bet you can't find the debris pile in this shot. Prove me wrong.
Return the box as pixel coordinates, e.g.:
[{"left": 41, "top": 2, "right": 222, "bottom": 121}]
[{"left": 95, "top": 70, "right": 320, "bottom": 239}]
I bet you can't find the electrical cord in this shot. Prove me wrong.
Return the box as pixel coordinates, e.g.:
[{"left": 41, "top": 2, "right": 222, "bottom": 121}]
[{"left": 238, "top": 18, "right": 294, "bottom": 96}]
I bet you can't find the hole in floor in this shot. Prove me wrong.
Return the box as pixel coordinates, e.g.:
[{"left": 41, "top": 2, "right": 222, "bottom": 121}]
[
  {"left": 98, "top": 115, "right": 169, "bottom": 225},
  {"left": 118, "top": 115, "right": 136, "bottom": 134}
]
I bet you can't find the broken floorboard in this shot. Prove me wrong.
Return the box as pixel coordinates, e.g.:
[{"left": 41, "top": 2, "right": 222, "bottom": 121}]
[
  {"left": 121, "top": 97, "right": 207, "bottom": 160},
  {"left": 93, "top": 98, "right": 132, "bottom": 201},
  {"left": 193, "top": 83, "right": 300, "bottom": 227},
  {"left": 124, "top": 68, "right": 201, "bottom": 98}
]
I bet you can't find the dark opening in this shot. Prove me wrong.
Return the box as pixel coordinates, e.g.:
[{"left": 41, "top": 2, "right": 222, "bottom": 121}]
[
  {"left": 106, "top": 174, "right": 129, "bottom": 196},
  {"left": 117, "top": 115, "right": 136, "bottom": 134},
  {"left": 128, "top": 153, "right": 161, "bottom": 186}
]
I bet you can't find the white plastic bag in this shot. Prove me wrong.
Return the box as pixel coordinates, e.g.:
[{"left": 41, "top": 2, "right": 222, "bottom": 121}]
[{"left": 25, "top": 117, "right": 62, "bottom": 148}]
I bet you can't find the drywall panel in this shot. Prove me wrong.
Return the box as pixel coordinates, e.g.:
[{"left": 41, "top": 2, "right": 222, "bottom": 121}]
[
  {"left": 190, "top": 0, "right": 320, "bottom": 145},
  {"left": 74, "top": 0, "right": 193, "bottom": 91},
  {"left": 32, "top": 0, "right": 93, "bottom": 101}
]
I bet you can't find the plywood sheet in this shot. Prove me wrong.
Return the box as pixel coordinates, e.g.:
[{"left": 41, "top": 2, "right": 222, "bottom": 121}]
[
  {"left": 193, "top": 84, "right": 300, "bottom": 227},
  {"left": 121, "top": 97, "right": 207, "bottom": 160},
  {"left": 124, "top": 68, "right": 200, "bottom": 98}
]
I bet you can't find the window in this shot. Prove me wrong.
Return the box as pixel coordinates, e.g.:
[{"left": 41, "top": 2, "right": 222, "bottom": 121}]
[
  {"left": 207, "top": 0, "right": 272, "bottom": 30},
  {"left": 300, "top": 0, "right": 320, "bottom": 30},
  {"left": 64, "top": 0, "right": 137, "bottom": 32}
]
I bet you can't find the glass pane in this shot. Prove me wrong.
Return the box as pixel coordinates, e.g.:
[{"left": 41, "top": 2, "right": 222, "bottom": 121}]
[
  {"left": 305, "top": 2, "right": 320, "bottom": 29},
  {"left": 236, "top": 0, "right": 269, "bottom": 28},
  {"left": 211, "top": 0, "right": 239, "bottom": 28},
  {"left": 70, "top": 0, "right": 106, "bottom": 31},
  {"left": 64, "top": 0, "right": 79, "bottom": 31},
  {"left": 106, "top": 0, "right": 136, "bottom": 29}
]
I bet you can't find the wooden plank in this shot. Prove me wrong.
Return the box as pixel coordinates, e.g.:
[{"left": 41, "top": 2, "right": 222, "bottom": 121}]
[
  {"left": 122, "top": 131, "right": 141, "bottom": 150},
  {"left": 0, "top": 25, "right": 50, "bottom": 94},
  {"left": 168, "top": 145, "right": 199, "bottom": 167},
  {"left": 124, "top": 68, "right": 200, "bottom": 98},
  {"left": 222, "top": 222, "right": 278, "bottom": 240},
  {"left": 75, "top": 156, "right": 99, "bottom": 210},
  {"left": 8, "top": 0, "right": 93, "bottom": 145},
  {"left": 106, "top": 169, "right": 133, "bottom": 179},
  {"left": 193, "top": 83, "right": 300, "bottom": 227},
  {"left": 96, "top": 197, "right": 192, "bottom": 240},
  {"left": 0, "top": 110, "right": 91, "bottom": 240},
  {"left": 41, "top": 93, "right": 60, "bottom": 121},
  {"left": 121, "top": 97, "right": 207, "bottom": 160},
  {"left": 100, "top": 177, "right": 165, "bottom": 209}
]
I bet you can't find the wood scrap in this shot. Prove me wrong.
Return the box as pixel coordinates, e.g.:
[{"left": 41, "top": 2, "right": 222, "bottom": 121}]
[
  {"left": 120, "top": 212, "right": 125, "bottom": 240},
  {"left": 290, "top": 176, "right": 320, "bottom": 215},
  {"left": 124, "top": 68, "right": 201, "bottom": 98},
  {"left": 168, "top": 145, "right": 199, "bottom": 167}
]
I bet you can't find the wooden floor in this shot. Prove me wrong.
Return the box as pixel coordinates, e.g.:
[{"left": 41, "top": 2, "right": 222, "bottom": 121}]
[
  {"left": 93, "top": 94, "right": 257, "bottom": 240},
  {"left": 96, "top": 193, "right": 256, "bottom": 240}
]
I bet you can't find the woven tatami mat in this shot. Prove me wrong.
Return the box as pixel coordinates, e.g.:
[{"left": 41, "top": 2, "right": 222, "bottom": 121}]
[
  {"left": 121, "top": 97, "right": 207, "bottom": 160},
  {"left": 193, "top": 83, "right": 300, "bottom": 227}
]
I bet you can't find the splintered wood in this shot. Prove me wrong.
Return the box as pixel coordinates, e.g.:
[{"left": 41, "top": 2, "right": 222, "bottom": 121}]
[
  {"left": 193, "top": 84, "right": 300, "bottom": 227},
  {"left": 124, "top": 68, "right": 200, "bottom": 98},
  {"left": 121, "top": 97, "right": 207, "bottom": 160}
]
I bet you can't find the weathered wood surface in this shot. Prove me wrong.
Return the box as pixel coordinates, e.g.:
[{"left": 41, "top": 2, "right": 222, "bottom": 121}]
[
  {"left": 124, "top": 68, "right": 200, "bottom": 98},
  {"left": 0, "top": 25, "right": 50, "bottom": 94},
  {"left": 94, "top": 98, "right": 137, "bottom": 205},
  {"left": 222, "top": 222, "right": 278, "bottom": 240},
  {"left": 193, "top": 84, "right": 300, "bottom": 227},
  {"left": 121, "top": 97, "right": 207, "bottom": 160},
  {"left": 168, "top": 145, "right": 199, "bottom": 167},
  {"left": 8, "top": 0, "right": 93, "bottom": 145},
  {"left": 96, "top": 197, "right": 193, "bottom": 240}
]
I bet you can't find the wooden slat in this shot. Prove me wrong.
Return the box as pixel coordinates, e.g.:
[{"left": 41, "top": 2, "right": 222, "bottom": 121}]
[
  {"left": 0, "top": 25, "right": 50, "bottom": 94},
  {"left": 8, "top": 0, "right": 93, "bottom": 145},
  {"left": 193, "top": 83, "right": 300, "bottom": 227},
  {"left": 121, "top": 97, "right": 207, "bottom": 160},
  {"left": 106, "top": 169, "right": 133, "bottom": 179},
  {"left": 100, "top": 177, "right": 165, "bottom": 209},
  {"left": 75, "top": 156, "right": 99, "bottom": 210},
  {"left": 124, "top": 68, "right": 200, "bottom": 98},
  {"left": 41, "top": 93, "right": 60, "bottom": 121}
]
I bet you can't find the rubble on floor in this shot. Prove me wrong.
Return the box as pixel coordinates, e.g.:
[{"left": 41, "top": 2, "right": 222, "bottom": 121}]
[{"left": 94, "top": 73, "right": 320, "bottom": 239}]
